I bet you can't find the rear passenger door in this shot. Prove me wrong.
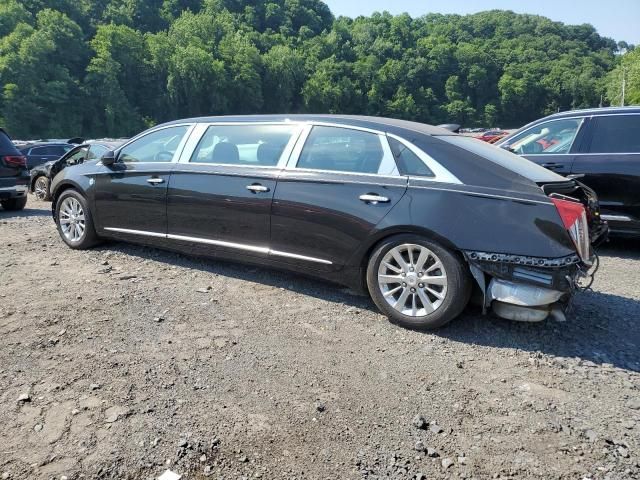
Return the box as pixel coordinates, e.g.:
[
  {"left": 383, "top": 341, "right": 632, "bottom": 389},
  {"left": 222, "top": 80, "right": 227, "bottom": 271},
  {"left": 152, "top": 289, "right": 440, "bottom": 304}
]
[
  {"left": 166, "top": 123, "right": 301, "bottom": 258},
  {"left": 571, "top": 114, "right": 640, "bottom": 230},
  {"left": 270, "top": 125, "right": 407, "bottom": 269}
]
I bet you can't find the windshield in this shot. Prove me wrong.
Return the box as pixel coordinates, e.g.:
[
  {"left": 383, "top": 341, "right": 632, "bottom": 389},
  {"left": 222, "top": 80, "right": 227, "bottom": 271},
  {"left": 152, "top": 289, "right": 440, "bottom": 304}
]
[{"left": 438, "top": 135, "right": 567, "bottom": 183}]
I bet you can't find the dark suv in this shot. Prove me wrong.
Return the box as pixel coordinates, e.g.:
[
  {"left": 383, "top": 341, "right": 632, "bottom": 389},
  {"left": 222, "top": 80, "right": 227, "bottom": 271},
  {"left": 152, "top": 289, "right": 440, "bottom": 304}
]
[
  {"left": 0, "top": 128, "right": 29, "bottom": 211},
  {"left": 18, "top": 142, "right": 75, "bottom": 169},
  {"left": 497, "top": 107, "right": 640, "bottom": 237}
]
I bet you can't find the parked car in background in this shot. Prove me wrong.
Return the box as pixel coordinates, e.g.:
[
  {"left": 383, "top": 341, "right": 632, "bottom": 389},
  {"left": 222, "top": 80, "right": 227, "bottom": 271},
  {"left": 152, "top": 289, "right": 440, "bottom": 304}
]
[
  {"left": 18, "top": 141, "right": 78, "bottom": 169},
  {"left": 497, "top": 107, "right": 640, "bottom": 237},
  {"left": 30, "top": 140, "right": 124, "bottom": 201},
  {"left": 475, "top": 130, "right": 509, "bottom": 143},
  {"left": 0, "top": 128, "right": 29, "bottom": 211},
  {"left": 50, "top": 115, "right": 605, "bottom": 329}
]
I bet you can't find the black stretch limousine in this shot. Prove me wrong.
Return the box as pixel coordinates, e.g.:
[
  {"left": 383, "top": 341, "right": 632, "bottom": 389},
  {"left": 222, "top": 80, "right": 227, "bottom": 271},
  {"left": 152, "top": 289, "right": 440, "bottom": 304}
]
[{"left": 50, "top": 115, "right": 605, "bottom": 329}]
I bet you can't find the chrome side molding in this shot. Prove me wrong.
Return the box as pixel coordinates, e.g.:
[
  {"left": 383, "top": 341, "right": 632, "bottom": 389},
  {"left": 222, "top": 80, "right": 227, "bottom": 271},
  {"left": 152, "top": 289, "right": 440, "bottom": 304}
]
[
  {"left": 103, "top": 227, "right": 333, "bottom": 264},
  {"left": 600, "top": 214, "right": 632, "bottom": 222}
]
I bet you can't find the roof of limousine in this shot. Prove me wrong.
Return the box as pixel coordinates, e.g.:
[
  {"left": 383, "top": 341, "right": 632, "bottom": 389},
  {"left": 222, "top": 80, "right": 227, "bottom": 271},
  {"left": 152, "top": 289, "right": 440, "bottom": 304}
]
[{"left": 159, "top": 114, "right": 456, "bottom": 136}]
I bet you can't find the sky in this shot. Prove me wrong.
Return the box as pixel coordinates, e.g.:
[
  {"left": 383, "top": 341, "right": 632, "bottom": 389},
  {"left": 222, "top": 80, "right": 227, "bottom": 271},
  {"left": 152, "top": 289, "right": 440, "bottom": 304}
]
[{"left": 322, "top": 0, "right": 640, "bottom": 45}]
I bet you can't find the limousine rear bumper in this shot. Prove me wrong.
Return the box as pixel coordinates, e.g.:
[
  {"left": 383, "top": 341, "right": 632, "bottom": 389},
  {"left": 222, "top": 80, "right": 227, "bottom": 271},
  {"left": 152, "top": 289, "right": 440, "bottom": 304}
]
[{"left": 464, "top": 250, "right": 596, "bottom": 322}]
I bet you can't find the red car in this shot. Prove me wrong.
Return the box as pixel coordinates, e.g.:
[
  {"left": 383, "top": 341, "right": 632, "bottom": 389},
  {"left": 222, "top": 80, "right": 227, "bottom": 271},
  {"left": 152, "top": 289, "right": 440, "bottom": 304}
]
[{"left": 475, "top": 130, "right": 509, "bottom": 143}]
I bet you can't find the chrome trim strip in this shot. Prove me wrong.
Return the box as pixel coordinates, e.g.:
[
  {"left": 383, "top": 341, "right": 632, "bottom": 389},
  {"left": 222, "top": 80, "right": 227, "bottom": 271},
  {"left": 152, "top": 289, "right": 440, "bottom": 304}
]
[
  {"left": 601, "top": 214, "right": 632, "bottom": 222},
  {"left": 269, "top": 249, "right": 333, "bottom": 265},
  {"left": 0, "top": 185, "right": 27, "bottom": 192},
  {"left": 168, "top": 233, "right": 269, "bottom": 254},
  {"left": 409, "top": 185, "right": 554, "bottom": 205},
  {"left": 387, "top": 133, "right": 462, "bottom": 185},
  {"left": 103, "top": 228, "right": 333, "bottom": 264},
  {"left": 104, "top": 227, "right": 167, "bottom": 238},
  {"left": 519, "top": 152, "right": 640, "bottom": 157}
]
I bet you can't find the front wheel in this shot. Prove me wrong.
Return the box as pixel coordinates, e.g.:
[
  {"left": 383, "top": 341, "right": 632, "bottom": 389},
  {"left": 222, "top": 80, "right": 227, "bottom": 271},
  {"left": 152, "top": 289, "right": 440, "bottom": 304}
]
[
  {"left": 33, "top": 176, "right": 51, "bottom": 201},
  {"left": 366, "top": 235, "right": 472, "bottom": 330},
  {"left": 55, "top": 189, "right": 100, "bottom": 249}
]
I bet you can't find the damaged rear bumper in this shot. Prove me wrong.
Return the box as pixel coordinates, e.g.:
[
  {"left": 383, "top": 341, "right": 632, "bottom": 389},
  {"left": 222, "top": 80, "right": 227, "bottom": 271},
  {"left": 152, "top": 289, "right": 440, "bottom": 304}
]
[{"left": 464, "top": 250, "right": 594, "bottom": 322}]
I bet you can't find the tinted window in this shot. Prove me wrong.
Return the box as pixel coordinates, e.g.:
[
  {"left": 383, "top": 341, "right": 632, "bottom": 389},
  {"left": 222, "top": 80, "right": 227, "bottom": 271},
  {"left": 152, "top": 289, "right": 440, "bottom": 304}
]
[
  {"left": 191, "top": 125, "right": 296, "bottom": 166},
  {"left": 589, "top": 115, "right": 640, "bottom": 154},
  {"left": 440, "top": 135, "right": 566, "bottom": 183},
  {"left": 506, "top": 118, "right": 583, "bottom": 155},
  {"left": 65, "top": 147, "right": 88, "bottom": 166},
  {"left": 297, "top": 126, "right": 384, "bottom": 174},
  {"left": 388, "top": 137, "right": 433, "bottom": 177},
  {"left": 86, "top": 144, "right": 108, "bottom": 160},
  {"left": 119, "top": 126, "right": 189, "bottom": 163},
  {"left": 0, "top": 130, "right": 15, "bottom": 151},
  {"left": 31, "top": 146, "right": 65, "bottom": 156}
]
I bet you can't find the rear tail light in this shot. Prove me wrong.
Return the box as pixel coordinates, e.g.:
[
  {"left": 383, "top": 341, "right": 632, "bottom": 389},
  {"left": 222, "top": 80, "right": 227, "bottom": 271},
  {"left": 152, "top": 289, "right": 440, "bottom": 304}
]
[
  {"left": 551, "top": 197, "right": 591, "bottom": 263},
  {"left": 2, "top": 155, "right": 27, "bottom": 168}
]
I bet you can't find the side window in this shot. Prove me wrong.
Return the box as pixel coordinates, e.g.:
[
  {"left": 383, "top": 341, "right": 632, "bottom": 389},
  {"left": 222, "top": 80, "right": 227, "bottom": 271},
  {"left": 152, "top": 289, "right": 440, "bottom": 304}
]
[
  {"left": 589, "top": 115, "right": 640, "bottom": 154},
  {"left": 119, "top": 125, "right": 190, "bottom": 163},
  {"left": 388, "top": 137, "right": 434, "bottom": 177},
  {"left": 507, "top": 118, "right": 583, "bottom": 155},
  {"left": 65, "top": 147, "right": 88, "bottom": 166},
  {"left": 86, "top": 145, "right": 108, "bottom": 160},
  {"left": 191, "top": 124, "right": 297, "bottom": 166},
  {"left": 297, "top": 126, "right": 384, "bottom": 174}
]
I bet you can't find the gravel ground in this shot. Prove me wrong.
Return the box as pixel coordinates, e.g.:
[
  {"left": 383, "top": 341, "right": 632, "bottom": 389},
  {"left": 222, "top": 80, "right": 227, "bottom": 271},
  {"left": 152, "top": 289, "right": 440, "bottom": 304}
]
[{"left": 1, "top": 198, "right": 639, "bottom": 480}]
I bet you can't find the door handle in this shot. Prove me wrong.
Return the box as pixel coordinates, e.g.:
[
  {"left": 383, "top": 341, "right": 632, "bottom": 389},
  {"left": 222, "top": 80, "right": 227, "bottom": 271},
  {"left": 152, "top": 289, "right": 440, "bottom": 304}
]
[
  {"left": 541, "top": 163, "right": 562, "bottom": 170},
  {"left": 359, "top": 194, "right": 390, "bottom": 204},
  {"left": 147, "top": 177, "right": 165, "bottom": 185},
  {"left": 246, "top": 184, "right": 269, "bottom": 193}
]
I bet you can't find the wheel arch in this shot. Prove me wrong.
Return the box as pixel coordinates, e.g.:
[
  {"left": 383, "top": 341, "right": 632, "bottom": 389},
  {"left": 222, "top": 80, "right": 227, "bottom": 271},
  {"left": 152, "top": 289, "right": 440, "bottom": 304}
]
[
  {"left": 50, "top": 181, "right": 84, "bottom": 219},
  {"left": 349, "top": 226, "right": 466, "bottom": 291}
]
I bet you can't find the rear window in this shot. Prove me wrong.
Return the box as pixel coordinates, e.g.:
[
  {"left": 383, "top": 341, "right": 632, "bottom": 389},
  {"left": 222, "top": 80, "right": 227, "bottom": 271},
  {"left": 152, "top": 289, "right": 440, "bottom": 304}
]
[
  {"left": 32, "top": 145, "right": 68, "bottom": 156},
  {"left": 438, "top": 135, "right": 566, "bottom": 183},
  {"left": 0, "top": 130, "right": 19, "bottom": 153},
  {"left": 589, "top": 115, "right": 640, "bottom": 154}
]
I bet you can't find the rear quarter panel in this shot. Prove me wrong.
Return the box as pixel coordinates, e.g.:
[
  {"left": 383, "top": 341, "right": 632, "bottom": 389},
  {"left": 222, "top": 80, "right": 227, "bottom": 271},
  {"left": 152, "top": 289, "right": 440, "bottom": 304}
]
[{"left": 347, "top": 180, "right": 575, "bottom": 266}]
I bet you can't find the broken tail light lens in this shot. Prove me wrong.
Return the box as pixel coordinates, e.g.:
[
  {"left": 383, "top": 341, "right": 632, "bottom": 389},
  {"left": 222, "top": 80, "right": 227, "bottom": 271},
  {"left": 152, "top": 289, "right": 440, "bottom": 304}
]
[
  {"left": 2, "top": 155, "right": 27, "bottom": 168},
  {"left": 551, "top": 197, "right": 591, "bottom": 263}
]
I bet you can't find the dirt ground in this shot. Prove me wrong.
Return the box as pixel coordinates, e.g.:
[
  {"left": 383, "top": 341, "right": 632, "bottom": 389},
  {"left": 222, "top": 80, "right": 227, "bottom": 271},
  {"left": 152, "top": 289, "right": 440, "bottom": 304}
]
[{"left": 1, "top": 197, "right": 639, "bottom": 480}]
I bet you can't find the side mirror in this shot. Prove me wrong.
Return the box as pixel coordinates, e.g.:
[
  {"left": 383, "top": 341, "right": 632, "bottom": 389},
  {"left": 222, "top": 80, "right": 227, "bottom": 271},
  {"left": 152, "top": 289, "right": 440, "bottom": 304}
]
[{"left": 101, "top": 150, "right": 116, "bottom": 166}]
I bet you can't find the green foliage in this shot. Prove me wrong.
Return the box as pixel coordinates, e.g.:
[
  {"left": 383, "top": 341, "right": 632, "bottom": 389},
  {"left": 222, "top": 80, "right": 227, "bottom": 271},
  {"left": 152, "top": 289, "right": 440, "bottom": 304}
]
[
  {"left": 606, "top": 48, "right": 640, "bottom": 106},
  {"left": 0, "top": 2, "right": 625, "bottom": 138}
]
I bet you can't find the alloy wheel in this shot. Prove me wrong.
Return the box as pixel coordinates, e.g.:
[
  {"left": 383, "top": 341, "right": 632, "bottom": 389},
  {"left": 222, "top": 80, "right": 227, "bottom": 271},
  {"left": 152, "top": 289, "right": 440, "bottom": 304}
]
[
  {"left": 377, "top": 243, "right": 448, "bottom": 317},
  {"left": 59, "top": 197, "right": 86, "bottom": 242},
  {"left": 34, "top": 177, "right": 48, "bottom": 200}
]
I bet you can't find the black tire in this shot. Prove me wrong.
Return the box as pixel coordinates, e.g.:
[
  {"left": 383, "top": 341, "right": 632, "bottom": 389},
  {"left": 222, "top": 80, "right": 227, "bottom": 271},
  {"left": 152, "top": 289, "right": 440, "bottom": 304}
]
[
  {"left": 33, "top": 175, "right": 51, "bottom": 201},
  {"left": 1, "top": 196, "right": 27, "bottom": 211},
  {"left": 54, "top": 189, "right": 100, "bottom": 249},
  {"left": 366, "top": 234, "right": 472, "bottom": 330}
]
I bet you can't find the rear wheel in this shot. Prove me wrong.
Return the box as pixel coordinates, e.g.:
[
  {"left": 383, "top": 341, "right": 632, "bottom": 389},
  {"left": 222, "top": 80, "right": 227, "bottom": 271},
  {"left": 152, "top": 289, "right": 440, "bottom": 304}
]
[
  {"left": 55, "top": 189, "right": 100, "bottom": 249},
  {"left": 366, "top": 235, "right": 472, "bottom": 329},
  {"left": 1, "top": 196, "right": 27, "bottom": 211},
  {"left": 33, "top": 176, "right": 51, "bottom": 201}
]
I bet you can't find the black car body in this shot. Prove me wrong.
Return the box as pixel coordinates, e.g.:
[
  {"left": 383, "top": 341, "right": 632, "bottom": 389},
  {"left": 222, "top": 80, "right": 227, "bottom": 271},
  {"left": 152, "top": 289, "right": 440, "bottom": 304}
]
[
  {"left": 30, "top": 140, "right": 124, "bottom": 201},
  {"left": 50, "top": 115, "right": 605, "bottom": 329},
  {"left": 18, "top": 142, "right": 76, "bottom": 170},
  {"left": 0, "top": 128, "right": 29, "bottom": 211},
  {"left": 497, "top": 107, "right": 640, "bottom": 237}
]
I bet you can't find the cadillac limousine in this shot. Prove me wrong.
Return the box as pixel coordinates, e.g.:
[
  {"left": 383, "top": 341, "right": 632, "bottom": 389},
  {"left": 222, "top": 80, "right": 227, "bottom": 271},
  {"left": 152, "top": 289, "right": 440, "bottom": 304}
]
[{"left": 50, "top": 115, "right": 606, "bottom": 329}]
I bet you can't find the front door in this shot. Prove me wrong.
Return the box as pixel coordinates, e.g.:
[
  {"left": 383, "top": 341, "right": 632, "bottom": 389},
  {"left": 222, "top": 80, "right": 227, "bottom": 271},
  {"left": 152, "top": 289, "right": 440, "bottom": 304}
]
[
  {"left": 270, "top": 125, "right": 407, "bottom": 269},
  {"left": 571, "top": 114, "right": 640, "bottom": 234},
  {"left": 166, "top": 123, "right": 302, "bottom": 257},
  {"left": 93, "top": 124, "right": 192, "bottom": 235}
]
